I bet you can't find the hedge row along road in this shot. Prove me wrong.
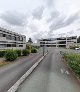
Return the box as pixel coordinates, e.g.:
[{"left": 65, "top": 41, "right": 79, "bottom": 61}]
[{"left": 0, "top": 48, "right": 44, "bottom": 92}]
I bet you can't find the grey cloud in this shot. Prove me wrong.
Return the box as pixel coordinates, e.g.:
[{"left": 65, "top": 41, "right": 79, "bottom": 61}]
[
  {"left": 45, "top": 0, "right": 54, "bottom": 7},
  {"left": 49, "top": 12, "right": 80, "bottom": 31},
  {"left": 0, "top": 11, "right": 26, "bottom": 26},
  {"left": 32, "top": 33, "right": 41, "bottom": 41},
  {"left": 28, "top": 24, "right": 38, "bottom": 32},
  {"left": 32, "top": 6, "right": 44, "bottom": 20},
  {"left": 77, "top": 28, "right": 80, "bottom": 31},
  {"left": 67, "top": 31, "right": 74, "bottom": 34},
  {"left": 49, "top": 16, "right": 65, "bottom": 31},
  {"left": 47, "top": 32, "right": 55, "bottom": 38},
  {"left": 47, "top": 11, "right": 60, "bottom": 22},
  {"left": 64, "top": 12, "right": 80, "bottom": 26},
  {"left": 58, "top": 33, "right": 66, "bottom": 37}
]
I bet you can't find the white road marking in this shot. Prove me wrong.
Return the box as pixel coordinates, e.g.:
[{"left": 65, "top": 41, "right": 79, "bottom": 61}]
[
  {"left": 60, "top": 68, "right": 70, "bottom": 75},
  {"left": 60, "top": 69, "right": 64, "bottom": 74},
  {"left": 65, "top": 71, "right": 70, "bottom": 75}
]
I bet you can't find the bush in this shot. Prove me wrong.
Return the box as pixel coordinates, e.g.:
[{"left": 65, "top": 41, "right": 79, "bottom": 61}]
[
  {"left": 16, "top": 50, "right": 22, "bottom": 57},
  {"left": 31, "top": 48, "right": 37, "bottom": 53},
  {"left": 32, "top": 46, "right": 40, "bottom": 49},
  {"left": 5, "top": 49, "right": 18, "bottom": 61},
  {"left": 63, "top": 53, "right": 80, "bottom": 78},
  {"left": 0, "top": 50, "right": 5, "bottom": 57},
  {"left": 22, "top": 49, "right": 30, "bottom": 56},
  {"left": 26, "top": 45, "right": 31, "bottom": 49},
  {"left": 69, "top": 45, "right": 79, "bottom": 49}
]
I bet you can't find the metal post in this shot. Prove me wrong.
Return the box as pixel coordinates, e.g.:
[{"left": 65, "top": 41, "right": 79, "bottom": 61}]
[
  {"left": 42, "top": 41, "right": 46, "bottom": 56},
  {"left": 43, "top": 45, "right": 44, "bottom": 56}
]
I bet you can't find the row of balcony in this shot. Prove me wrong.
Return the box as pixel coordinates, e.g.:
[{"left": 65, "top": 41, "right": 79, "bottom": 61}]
[{"left": 0, "top": 33, "right": 23, "bottom": 41}]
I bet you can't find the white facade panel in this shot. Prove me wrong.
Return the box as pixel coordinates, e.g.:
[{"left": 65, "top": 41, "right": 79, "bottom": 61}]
[
  {"left": 38, "top": 36, "right": 77, "bottom": 48},
  {"left": 0, "top": 27, "right": 26, "bottom": 50}
]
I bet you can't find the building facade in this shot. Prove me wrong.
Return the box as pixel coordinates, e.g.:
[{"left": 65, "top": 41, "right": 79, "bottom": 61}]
[
  {"left": 0, "top": 27, "right": 26, "bottom": 50},
  {"left": 38, "top": 36, "right": 77, "bottom": 48}
]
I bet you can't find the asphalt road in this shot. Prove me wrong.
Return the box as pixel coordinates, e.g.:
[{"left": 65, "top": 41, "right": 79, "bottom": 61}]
[
  {"left": 0, "top": 49, "right": 43, "bottom": 92},
  {"left": 17, "top": 48, "right": 80, "bottom": 92}
]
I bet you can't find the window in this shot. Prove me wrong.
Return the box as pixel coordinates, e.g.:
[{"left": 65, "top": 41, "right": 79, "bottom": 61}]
[
  {"left": 12, "top": 44, "right": 16, "bottom": 47},
  {"left": 19, "top": 45, "right": 23, "bottom": 47},
  {"left": 3, "top": 34, "right": 6, "bottom": 37},
  {"left": 7, "top": 44, "right": 11, "bottom": 47}
]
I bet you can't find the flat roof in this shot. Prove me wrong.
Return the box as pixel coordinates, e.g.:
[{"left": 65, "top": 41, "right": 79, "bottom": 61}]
[
  {"left": 0, "top": 27, "right": 26, "bottom": 37},
  {"left": 38, "top": 36, "right": 77, "bottom": 41}
]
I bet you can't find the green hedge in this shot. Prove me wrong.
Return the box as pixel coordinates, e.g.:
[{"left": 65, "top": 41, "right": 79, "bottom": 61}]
[
  {"left": 69, "top": 45, "right": 79, "bottom": 49},
  {"left": 0, "top": 51, "right": 5, "bottom": 57},
  {"left": 5, "top": 49, "right": 18, "bottom": 61},
  {"left": 16, "top": 50, "right": 22, "bottom": 56},
  {"left": 26, "top": 45, "right": 31, "bottom": 49},
  {"left": 63, "top": 53, "right": 80, "bottom": 78},
  {"left": 22, "top": 49, "right": 30, "bottom": 56},
  {"left": 31, "top": 48, "right": 37, "bottom": 53}
]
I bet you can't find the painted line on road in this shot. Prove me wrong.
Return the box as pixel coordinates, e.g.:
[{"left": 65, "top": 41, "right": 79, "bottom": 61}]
[{"left": 7, "top": 53, "right": 48, "bottom": 92}]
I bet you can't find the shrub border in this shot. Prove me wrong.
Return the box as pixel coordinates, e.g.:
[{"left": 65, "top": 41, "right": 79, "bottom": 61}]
[{"left": 62, "top": 55, "right": 80, "bottom": 83}]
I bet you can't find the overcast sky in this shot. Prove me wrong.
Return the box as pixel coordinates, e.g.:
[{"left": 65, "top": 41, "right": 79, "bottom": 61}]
[{"left": 0, "top": 0, "right": 80, "bottom": 42}]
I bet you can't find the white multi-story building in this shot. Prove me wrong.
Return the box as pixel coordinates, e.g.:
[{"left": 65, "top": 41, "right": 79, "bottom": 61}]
[
  {"left": 38, "top": 36, "right": 77, "bottom": 48},
  {"left": 0, "top": 27, "right": 26, "bottom": 50}
]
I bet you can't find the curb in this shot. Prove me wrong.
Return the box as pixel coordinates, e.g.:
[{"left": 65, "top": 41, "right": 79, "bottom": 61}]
[{"left": 7, "top": 53, "right": 48, "bottom": 92}]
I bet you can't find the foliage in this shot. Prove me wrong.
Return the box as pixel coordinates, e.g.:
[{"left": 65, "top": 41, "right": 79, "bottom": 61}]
[
  {"left": 32, "top": 46, "right": 40, "bottom": 49},
  {"left": 16, "top": 50, "right": 22, "bottom": 56},
  {"left": 26, "top": 45, "right": 31, "bottom": 49},
  {"left": 26, "top": 45, "right": 32, "bottom": 50},
  {"left": 28, "top": 38, "right": 33, "bottom": 43},
  {"left": 63, "top": 53, "right": 80, "bottom": 78},
  {"left": 69, "top": 45, "right": 79, "bottom": 49},
  {"left": 5, "top": 49, "right": 18, "bottom": 61},
  {"left": 0, "top": 50, "right": 5, "bottom": 57},
  {"left": 31, "top": 48, "right": 37, "bottom": 53},
  {"left": 22, "top": 49, "right": 30, "bottom": 56}
]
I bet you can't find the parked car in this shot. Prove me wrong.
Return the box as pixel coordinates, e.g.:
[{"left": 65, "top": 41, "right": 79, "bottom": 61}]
[{"left": 75, "top": 48, "right": 80, "bottom": 50}]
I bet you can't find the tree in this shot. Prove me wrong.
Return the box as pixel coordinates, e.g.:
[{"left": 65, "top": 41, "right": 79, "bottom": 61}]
[
  {"left": 28, "top": 38, "right": 33, "bottom": 43},
  {"left": 27, "top": 38, "right": 33, "bottom": 53}
]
